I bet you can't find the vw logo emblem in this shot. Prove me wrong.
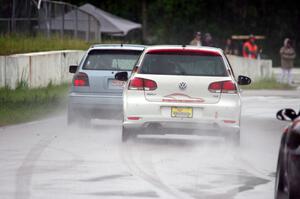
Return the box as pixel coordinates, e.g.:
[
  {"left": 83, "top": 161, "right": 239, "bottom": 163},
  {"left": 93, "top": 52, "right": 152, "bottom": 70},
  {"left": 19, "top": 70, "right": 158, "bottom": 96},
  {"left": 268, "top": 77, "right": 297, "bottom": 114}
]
[{"left": 178, "top": 82, "right": 187, "bottom": 90}]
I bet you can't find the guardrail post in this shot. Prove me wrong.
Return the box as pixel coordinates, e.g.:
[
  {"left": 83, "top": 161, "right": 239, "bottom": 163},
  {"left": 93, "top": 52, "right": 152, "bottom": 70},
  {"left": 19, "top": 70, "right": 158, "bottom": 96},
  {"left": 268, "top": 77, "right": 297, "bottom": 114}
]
[
  {"left": 61, "top": 4, "right": 65, "bottom": 38},
  {"left": 74, "top": 8, "right": 78, "bottom": 38},
  {"left": 11, "top": 0, "right": 16, "bottom": 32},
  {"left": 49, "top": 2, "right": 52, "bottom": 38},
  {"left": 85, "top": 15, "right": 91, "bottom": 41}
]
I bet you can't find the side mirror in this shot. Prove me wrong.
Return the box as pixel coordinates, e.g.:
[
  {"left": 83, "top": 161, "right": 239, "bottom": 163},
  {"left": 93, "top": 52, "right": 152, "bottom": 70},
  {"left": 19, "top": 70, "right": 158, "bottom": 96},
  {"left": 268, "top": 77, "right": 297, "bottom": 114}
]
[
  {"left": 238, "top": 75, "right": 251, "bottom": 85},
  {"left": 276, "top": 108, "right": 298, "bottom": 121},
  {"left": 115, "top": 71, "right": 128, "bottom": 81},
  {"left": 69, "top": 65, "right": 78, "bottom": 73}
]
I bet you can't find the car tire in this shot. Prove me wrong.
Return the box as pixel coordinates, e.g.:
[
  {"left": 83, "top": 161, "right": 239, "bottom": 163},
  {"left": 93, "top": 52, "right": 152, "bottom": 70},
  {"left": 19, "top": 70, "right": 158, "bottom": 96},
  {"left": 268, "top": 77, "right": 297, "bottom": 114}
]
[
  {"left": 226, "top": 130, "right": 240, "bottom": 146},
  {"left": 122, "top": 127, "right": 137, "bottom": 142},
  {"left": 288, "top": 182, "right": 300, "bottom": 199},
  {"left": 67, "top": 106, "right": 76, "bottom": 125},
  {"left": 275, "top": 154, "right": 286, "bottom": 199},
  {"left": 78, "top": 117, "right": 91, "bottom": 128},
  {"left": 67, "top": 106, "right": 90, "bottom": 127},
  {"left": 275, "top": 134, "right": 286, "bottom": 199}
]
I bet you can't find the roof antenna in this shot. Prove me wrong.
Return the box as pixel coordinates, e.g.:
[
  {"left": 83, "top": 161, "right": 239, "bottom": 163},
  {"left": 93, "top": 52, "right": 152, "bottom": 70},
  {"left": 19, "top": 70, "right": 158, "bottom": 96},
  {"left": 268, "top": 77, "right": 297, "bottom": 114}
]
[{"left": 182, "top": 44, "right": 186, "bottom": 48}]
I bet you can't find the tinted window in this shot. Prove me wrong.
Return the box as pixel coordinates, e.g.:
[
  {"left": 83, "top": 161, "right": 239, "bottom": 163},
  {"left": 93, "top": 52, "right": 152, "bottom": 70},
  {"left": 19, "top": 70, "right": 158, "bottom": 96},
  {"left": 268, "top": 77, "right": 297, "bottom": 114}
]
[
  {"left": 140, "top": 53, "right": 227, "bottom": 76},
  {"left": 83, "top": 50, "right": 141, "bottom": 71}
]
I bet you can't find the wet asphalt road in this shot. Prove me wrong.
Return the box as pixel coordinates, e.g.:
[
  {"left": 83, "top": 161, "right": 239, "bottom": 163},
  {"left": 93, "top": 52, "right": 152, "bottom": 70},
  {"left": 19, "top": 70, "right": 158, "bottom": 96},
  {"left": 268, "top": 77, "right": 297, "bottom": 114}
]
[{"left": 0, "top": 91, "right": 299, "bottom": 199}]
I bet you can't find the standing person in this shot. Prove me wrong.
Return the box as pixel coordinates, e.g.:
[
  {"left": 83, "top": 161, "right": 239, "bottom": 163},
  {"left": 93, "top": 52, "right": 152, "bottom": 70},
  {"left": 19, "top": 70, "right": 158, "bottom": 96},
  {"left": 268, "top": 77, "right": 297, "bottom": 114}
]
[
  {"left": 242, "top": 34, "right": 258, "bottom": 59},
  {"left": 224, "top": 38, "right": 234, "bottom": 54},
  {"left": 203, "top": 32, "right": 214, "bottom": 47},
  {"left": 280, "top": 38, "right": 296, "bottom": 84},
  {"left": 190, "top": 31, "right": 202, "bottom": 46}
]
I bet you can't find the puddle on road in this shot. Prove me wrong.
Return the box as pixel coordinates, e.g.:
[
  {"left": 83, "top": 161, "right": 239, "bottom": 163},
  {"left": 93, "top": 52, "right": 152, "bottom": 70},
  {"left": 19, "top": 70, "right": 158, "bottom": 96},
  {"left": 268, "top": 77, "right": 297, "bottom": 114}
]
[{"left": 121, "top": 135, "right": 273, "bottom": 199}]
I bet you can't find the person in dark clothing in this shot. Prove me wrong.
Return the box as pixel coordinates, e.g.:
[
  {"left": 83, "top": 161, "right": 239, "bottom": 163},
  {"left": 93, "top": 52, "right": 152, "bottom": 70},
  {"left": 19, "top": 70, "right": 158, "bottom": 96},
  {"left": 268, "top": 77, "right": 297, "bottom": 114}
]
[{"left": 203, "top": 32, "right": 214, "bottom": 47}]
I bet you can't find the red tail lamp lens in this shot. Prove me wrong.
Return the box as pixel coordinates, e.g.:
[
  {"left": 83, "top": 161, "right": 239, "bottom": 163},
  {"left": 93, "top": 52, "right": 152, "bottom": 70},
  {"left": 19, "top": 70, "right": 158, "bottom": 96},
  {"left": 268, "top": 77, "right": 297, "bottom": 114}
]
[
  {"left": 143, "top": 79, "right": 157, "bottom": 90},
  {"left": 129, "top": 77, "right": 157, "bottom": 91},
  {"left": 73, "top": 72, "right": 89, "bottom": 87},
  {"left": 129, "top": 77, "right": 144, "bottom": 90},
  {"left": 208, "top": 80, "right": 236, "bottom": 93}
]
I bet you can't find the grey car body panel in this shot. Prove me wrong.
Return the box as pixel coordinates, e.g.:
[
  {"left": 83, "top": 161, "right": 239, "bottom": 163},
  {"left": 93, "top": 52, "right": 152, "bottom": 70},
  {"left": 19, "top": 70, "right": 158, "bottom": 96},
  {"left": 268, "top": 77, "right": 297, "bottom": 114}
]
[{"left": 68, "top": 44, "right": 145, "bottom": 119}]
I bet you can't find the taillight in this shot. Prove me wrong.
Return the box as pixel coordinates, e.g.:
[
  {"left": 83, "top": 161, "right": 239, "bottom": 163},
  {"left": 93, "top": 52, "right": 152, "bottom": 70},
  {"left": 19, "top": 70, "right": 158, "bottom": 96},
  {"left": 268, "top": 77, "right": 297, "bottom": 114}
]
[
  {"left": 208, "top": 82, "right": 222, "bottom": 93},
  {"left": 129, "top": 77, "right": 144, "bottom": 90},
  {"left": 128, "top": 77, "right": 157, "bottom": 91},
  {"left": 127, "top": 116, "right": 141, "bottom": 120},
  {"left": 208, "top": 80, "right": 237, "bottom": 93},
  {"left": 222, "top": 81, "right": 236, "bottom": 92},
  {"left": 73, "top": 72, "right": 89, "bottom": 87}
]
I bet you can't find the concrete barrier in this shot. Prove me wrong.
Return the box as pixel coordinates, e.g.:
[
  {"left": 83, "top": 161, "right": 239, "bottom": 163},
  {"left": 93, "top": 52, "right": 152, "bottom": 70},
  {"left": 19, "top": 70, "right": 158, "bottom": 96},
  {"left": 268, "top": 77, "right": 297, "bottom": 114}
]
[
  {"left": 0, "top": 56, "right": 5, "bottom": 87},
  {"left": 0, "top": 51, "right": 272, "bottom": 89},
  {"left": 273, "top": 67, "right": 300, "bottom": 84},
  {"left": 0, "top": 50, "right": 85, "bottom": 89}
]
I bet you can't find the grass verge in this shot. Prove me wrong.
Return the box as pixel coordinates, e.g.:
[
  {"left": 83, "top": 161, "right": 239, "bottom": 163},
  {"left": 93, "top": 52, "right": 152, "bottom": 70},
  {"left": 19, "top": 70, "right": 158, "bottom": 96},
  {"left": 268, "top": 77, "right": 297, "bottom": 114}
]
[
  {"left": 0, "top": 83, "right": 69, "bottom": 126},
  {"left": 241, "top": 78, "right": 295, "bottom": 90},
  {"left": 0, "top": 35, "right": 91, "bottom": 55}
]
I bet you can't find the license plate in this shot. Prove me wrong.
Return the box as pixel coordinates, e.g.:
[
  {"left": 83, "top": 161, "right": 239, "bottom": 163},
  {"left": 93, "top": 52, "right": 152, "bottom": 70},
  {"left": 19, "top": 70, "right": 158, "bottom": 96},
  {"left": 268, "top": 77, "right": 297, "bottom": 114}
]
[
  {"left": 108, "top": 79, "right": 125, "bottom": 89},
  {"left": 171, "top": 107, "right": 193, "bottom": 118}
]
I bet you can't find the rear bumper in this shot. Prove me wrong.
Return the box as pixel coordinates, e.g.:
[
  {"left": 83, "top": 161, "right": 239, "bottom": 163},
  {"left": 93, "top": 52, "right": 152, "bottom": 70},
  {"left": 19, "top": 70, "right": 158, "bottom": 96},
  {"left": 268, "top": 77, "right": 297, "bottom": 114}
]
[
  {"left": 123, "top": 92, "right": 241, "bottom": 134},
  {"left": 68, "top": 92, "right": 122, "bottom": 118},
  {"left": 124, "top": 121, "right": 239, "bottom": 135}
]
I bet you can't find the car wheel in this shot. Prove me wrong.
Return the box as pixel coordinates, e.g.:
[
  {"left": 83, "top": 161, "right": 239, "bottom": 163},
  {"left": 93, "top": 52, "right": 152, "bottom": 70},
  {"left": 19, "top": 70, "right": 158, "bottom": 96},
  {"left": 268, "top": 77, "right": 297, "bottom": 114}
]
[
  {"left": 226, "top": 130, "right": 240, "bottom": 146},
  {"left": 78, "top": 117, "right": 91, "bottom": 128},
  {"left": 68, "top": 106, "right": 90, "bottom": 127},
  {"left": 288, "top": 182, "right": 300, "bottom": 199},
  {"left": 275, "top": 154, "right": 286, "bottom": 199},
  {"left": 122, "top": 127, "right": 137, "bottom": 142},
  {"left": 275, "top": 134, "right": 288, "bottom": 199},
  {"left": 67, "top": 106, "right": 76, "bottom": 125}
]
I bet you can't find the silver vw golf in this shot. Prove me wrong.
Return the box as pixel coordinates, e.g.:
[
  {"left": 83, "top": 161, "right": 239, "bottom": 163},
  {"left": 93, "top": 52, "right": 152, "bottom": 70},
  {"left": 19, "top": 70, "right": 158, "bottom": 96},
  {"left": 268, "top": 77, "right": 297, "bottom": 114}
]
[
  {"left": 115, "top": 45, "right": 251, "bottom": 144},
  {"left": 68, "top": 44, "right": 145, "bottom": 125}
]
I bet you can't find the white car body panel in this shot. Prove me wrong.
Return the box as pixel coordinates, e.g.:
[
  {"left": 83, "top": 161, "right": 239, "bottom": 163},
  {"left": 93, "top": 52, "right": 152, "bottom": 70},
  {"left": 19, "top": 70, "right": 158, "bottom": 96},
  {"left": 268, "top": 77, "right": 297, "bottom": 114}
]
[{"left": 121, "top": 45, "right": 242, "bottom": 137}]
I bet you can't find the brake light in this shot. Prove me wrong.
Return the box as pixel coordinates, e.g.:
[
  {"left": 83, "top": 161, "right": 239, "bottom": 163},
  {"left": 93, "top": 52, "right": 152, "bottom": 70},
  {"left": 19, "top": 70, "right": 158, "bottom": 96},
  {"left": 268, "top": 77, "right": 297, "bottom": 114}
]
[
  {"left": 129, "top": 77, "right": 144, "bottom": 90},
  {"left": 73, "top": 72, "right": 89, "bottom": 87},
  {"left": 222, "top": 81, "right": 236, "bottom": 92},
  {"left": 144, "top": 79, "right": 157, "bottom": 89},
  {"left": 127, "top": 116, "right": 141, "bottom": 120},
  {"left": 208, "top": 80, "right": 237, "bottom": 93},
  {"left": 128, "top": 77, "right": 157, "bottom": 91},
  {"left": 208, "top": 82, "right": 222, "bottom": 92}
]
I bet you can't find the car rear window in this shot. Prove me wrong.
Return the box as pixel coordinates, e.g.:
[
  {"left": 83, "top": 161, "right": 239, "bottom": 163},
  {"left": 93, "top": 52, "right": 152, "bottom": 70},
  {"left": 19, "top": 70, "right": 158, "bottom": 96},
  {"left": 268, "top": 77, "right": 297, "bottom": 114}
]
[
  {"left": 83, "top": 50, "right": 142, "bottom": 71},
  {"left": 139, "top": 51, "right": 227, "bottom": 76}
]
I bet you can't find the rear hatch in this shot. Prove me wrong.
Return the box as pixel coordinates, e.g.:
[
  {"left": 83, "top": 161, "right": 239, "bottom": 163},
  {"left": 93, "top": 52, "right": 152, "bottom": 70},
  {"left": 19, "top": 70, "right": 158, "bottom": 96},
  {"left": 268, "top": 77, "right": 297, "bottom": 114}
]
[
  {"left": 136, "top": 49, "right": 230, "bottom": 104},
  {"left": 136, "top": 74, "right": 230, "bottom": 104},
  {"left": 73, "top": 49, "right": 142, "bottom": 94}
]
